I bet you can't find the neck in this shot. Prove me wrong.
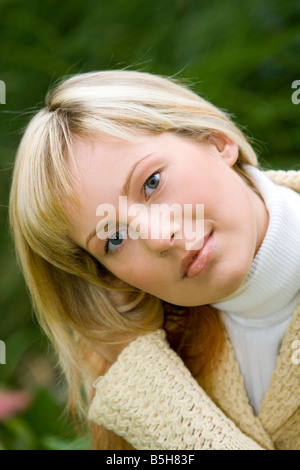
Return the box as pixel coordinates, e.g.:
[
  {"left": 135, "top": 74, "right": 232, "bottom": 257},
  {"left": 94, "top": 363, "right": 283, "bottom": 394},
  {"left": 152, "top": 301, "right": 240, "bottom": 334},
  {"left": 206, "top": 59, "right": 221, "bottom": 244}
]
[
  {"left": 212, "top": 165, "right": 300, "bottom": 326},
  {"left": 249, "top": 183, "right": 270, "bottom": 257}
]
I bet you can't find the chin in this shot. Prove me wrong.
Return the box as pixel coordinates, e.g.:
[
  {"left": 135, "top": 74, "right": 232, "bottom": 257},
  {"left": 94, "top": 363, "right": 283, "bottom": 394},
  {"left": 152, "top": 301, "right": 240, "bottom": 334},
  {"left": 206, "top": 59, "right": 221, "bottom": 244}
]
[
  {"left": 205, "top": 260, "right": 251, "bottom": 303},
  {"left": 220, "top": 263, "right": 250, "bottom": 298}
]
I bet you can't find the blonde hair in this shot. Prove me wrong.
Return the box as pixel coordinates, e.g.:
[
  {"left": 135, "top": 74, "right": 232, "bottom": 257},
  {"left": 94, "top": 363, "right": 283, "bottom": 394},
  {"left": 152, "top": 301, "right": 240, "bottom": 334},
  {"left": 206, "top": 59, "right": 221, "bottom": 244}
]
[{"left": 9, "top": 70, "right": 259, "bottom": 448}]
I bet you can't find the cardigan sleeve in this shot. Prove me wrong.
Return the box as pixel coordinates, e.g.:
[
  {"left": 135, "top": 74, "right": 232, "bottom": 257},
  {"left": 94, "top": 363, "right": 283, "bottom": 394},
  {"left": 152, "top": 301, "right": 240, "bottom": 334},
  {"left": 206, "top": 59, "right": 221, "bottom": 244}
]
[{"left": 88, "top": 329, "right": 263, "bottom": 450}]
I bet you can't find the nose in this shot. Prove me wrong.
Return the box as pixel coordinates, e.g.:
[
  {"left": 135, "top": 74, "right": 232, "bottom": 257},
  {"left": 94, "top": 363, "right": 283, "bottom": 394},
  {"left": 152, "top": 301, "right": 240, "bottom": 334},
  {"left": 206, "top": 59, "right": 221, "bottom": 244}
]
[
  {"left": 143, "top": 230, "right": 178, "bottom": 255},
  {"left": 127, "top": 205, "right": 182, "bottom": 256}
]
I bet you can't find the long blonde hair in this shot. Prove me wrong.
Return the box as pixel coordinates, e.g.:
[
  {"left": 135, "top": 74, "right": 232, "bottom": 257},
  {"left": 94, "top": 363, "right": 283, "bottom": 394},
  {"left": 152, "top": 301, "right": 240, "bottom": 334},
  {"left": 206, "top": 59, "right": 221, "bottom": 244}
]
[{"left": 9, "top": 70, "right": 259, "bottom": 449}]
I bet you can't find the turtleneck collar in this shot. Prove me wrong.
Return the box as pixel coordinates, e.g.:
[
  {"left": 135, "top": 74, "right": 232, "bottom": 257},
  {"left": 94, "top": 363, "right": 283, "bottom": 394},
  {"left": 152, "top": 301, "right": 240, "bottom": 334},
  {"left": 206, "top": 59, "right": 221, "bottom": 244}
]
[{"left": 212, "top": 165, "right": 300, "bottom": 327}]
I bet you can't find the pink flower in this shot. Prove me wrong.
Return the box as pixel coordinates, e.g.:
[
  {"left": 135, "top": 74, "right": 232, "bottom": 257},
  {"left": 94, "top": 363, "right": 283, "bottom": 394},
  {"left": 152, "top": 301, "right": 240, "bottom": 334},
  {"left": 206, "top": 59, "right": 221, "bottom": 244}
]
[{"left": 0, "top": 389, "right": 32, "bottom": 421}]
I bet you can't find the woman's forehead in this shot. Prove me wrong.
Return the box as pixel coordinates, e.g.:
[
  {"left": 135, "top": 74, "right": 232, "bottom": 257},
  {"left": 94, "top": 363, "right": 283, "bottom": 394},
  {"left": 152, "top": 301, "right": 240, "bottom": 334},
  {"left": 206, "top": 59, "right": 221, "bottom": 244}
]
[
  {"left": 69, "top": 133, "right": 172, "bottom": 191},
  {"left": 67, "top": 135, "right": 158, "bottom": 240}
]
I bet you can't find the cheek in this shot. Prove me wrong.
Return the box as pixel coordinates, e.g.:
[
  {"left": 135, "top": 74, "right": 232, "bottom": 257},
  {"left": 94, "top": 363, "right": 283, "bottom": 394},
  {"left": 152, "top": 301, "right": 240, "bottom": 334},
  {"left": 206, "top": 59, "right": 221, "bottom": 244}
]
[
  {"left": 112, "top": 256, "right": 170, "bottom": 296},
  {"left": 103, "top": 253, "right": 153, "bottom": 286},
  {"left": 211, "top": 180, "right": 257, "bottom": 264},
  {"left": 217, "top": 177, "right": 254, "bottom": 224},
  {"left": 115, "top": 271, "right": 157, "bottom": 296},
  {"left": 216, "top": 207, "right": 256, "bottom": 280}
]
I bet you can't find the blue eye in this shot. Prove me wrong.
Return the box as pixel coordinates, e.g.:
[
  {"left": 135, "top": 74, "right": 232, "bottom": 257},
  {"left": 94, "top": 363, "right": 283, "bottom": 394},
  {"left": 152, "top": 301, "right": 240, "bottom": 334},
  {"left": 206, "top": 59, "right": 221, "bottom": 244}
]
[
  {"left": 104, "top": 229, "right": 127, "bottom": 254},
  {"left": 143, "top": 172, "right": 160, "bottom": 198}
]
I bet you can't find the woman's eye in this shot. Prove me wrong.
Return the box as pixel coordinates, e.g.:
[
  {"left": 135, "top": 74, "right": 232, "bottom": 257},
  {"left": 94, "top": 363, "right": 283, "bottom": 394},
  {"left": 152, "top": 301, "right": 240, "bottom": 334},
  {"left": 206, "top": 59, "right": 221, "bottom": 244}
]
[
  {"left": 143, "top": 172, "right": 160, "bottom": 198},
  {"left": 104, "top": 229, "right": 127, "bottom": 254}
]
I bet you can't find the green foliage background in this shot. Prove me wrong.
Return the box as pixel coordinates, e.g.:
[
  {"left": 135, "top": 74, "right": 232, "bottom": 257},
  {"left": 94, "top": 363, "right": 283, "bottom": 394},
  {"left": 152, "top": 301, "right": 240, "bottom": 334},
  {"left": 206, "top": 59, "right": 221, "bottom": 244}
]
[{"left": 0, "top": 0, "right": 299, "bottom": 449}]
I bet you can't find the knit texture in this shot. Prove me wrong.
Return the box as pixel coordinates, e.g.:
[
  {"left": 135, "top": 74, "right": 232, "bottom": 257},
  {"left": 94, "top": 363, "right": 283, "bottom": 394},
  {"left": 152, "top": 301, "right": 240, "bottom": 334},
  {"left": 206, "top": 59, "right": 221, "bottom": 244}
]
[
  {"left": 188, "top": 298, "right": 300, "bottom": 450},
  {"left": 88, "top": 329, "right": 262, "bottom": 450},
  {"left": 259, "top": 302, "right": 300, "bottom": 450},
  {"left": 88, "top": 169, "right": 300, "bottom": 450}
]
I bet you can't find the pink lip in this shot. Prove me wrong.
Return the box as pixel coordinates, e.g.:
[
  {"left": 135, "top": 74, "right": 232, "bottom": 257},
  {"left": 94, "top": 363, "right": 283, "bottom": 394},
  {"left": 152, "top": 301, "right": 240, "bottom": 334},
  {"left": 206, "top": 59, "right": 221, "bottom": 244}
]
[{"left": 181, "top": 231, "right": 214, "bottom": 279}]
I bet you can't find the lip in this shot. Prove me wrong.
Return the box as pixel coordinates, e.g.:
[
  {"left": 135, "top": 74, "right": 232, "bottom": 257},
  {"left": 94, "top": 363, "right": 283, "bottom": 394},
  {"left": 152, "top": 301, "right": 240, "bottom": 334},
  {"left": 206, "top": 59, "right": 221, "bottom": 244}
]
[{"left": 180, "top": 231, "right": 214, "bottom": 279}]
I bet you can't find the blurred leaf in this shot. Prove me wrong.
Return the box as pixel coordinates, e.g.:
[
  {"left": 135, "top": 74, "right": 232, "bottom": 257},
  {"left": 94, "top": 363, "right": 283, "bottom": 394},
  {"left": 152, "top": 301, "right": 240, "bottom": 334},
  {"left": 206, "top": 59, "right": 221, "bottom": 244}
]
[
  {"left": 0, "top": 387, "right": 83, "bottom": 450},
  {"left": 1, "top": 416, "right": 38, "bottom": 450},
  {"left": 0, "top": 325, "right": 39, "bottom": 383},
  {"left": 21, "top": 388, "right": 71, "bottom": 437},
  {"left": 41, "top": 435, "right": 90, "bottom": 450}
]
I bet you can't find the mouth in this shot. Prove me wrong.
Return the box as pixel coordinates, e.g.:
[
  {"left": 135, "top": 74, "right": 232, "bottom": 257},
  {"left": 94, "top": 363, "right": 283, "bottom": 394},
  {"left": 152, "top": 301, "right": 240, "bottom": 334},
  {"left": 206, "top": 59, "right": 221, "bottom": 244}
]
[{"left": 180, "top": 231, "right": 214, "bottom": 279}]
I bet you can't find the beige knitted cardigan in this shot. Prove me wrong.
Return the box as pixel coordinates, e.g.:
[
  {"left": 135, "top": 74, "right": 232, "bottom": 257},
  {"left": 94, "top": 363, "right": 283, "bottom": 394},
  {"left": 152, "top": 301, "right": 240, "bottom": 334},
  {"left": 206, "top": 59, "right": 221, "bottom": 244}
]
[{"left": 88, "top": 169, "right": 300, "bottom": 450}]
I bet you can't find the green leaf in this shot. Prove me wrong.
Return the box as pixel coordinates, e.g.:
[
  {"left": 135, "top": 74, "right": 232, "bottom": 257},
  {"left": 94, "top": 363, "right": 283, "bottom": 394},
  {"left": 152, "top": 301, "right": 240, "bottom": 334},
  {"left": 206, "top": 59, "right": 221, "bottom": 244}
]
[
  {"left": 2, "top": 416, "right": 38, "bottom": 450},
  {"left": 41, "top": 435, "right": 90, "bottom": 450}
]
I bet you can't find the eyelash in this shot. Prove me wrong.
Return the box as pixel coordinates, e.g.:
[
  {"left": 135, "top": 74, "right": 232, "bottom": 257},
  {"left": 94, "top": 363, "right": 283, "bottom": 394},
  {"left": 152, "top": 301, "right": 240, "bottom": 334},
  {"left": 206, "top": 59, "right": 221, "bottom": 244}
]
[{"left": 104, "top": 169, "right": 162, "bottom": 255}]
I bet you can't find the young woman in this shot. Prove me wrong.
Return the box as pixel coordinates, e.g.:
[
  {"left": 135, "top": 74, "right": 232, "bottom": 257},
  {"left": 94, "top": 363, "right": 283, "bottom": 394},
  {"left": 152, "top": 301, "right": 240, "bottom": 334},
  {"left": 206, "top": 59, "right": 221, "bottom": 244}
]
[{"left": 9, "top": 70, "right": 300, "bottom": 450}]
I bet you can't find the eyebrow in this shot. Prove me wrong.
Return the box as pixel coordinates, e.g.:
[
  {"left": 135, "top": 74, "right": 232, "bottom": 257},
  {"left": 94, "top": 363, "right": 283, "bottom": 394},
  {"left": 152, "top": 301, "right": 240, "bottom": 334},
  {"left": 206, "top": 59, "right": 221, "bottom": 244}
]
[{"left": 85, "top": 153, "right": 154, "bottom": 249}]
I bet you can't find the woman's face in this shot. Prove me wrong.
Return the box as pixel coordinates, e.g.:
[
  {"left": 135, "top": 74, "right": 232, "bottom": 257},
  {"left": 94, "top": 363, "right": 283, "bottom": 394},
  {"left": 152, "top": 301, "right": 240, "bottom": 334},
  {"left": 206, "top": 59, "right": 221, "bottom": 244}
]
[{"left": 68, "top": 132, "right": 269, "bottom": 306}]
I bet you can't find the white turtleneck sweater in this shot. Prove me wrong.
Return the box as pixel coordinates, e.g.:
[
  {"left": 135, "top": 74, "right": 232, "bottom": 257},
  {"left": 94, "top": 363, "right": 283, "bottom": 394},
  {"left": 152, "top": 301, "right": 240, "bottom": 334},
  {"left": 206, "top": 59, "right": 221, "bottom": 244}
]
[{"left": 212, "top": 165, "right": 300, "bottom": 415}]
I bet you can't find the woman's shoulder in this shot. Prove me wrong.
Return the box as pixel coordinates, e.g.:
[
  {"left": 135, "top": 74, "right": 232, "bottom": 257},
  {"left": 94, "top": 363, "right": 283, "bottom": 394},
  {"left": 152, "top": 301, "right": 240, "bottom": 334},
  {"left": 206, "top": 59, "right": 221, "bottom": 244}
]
[{"left": 264, "top": 168, "right": 300, "bottom": 194}]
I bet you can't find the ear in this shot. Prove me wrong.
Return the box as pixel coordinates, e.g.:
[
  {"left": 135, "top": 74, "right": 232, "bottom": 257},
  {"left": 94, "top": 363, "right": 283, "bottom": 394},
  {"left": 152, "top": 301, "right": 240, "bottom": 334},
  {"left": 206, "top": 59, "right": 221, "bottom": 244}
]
[{"left": 208, "top": 133, "right": 239, "bottom": 167}]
